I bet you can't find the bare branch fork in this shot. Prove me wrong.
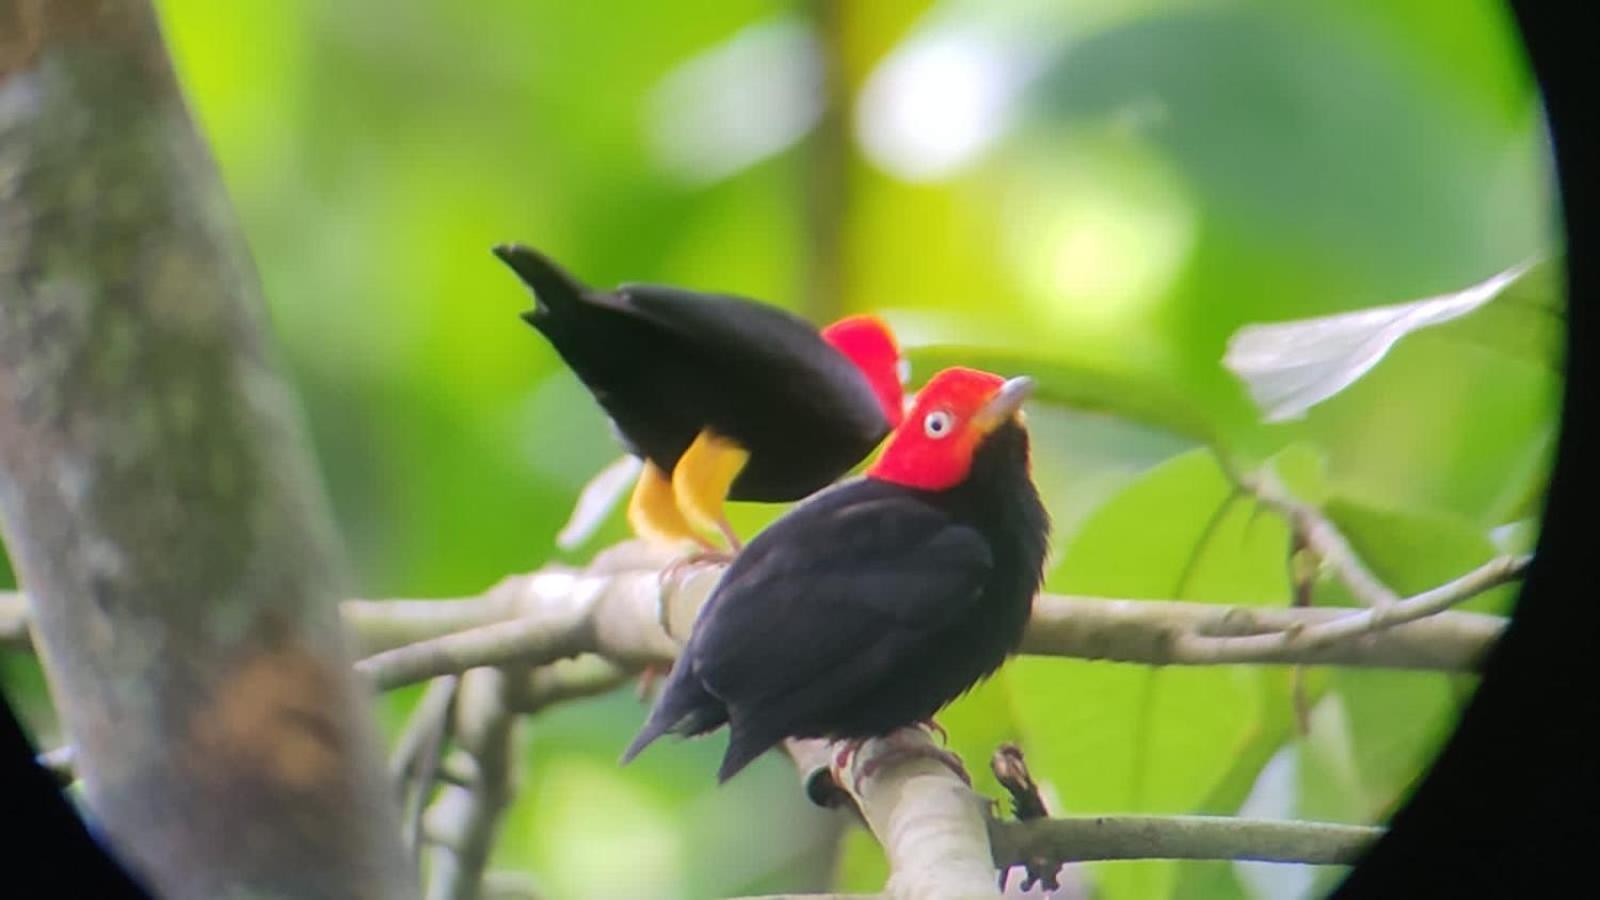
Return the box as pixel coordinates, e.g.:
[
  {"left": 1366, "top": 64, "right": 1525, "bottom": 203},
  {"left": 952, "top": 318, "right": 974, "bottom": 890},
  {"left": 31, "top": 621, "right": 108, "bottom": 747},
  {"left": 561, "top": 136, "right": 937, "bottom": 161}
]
[
  {"left": 8, "top": 488, "right": 1523, "bottom": 900},
  {"left": 13, "top": 536, "right": 1517, "bottom": 897},
  {"left": 341, "top": 521, "right": 1521, "bottom": 899}
]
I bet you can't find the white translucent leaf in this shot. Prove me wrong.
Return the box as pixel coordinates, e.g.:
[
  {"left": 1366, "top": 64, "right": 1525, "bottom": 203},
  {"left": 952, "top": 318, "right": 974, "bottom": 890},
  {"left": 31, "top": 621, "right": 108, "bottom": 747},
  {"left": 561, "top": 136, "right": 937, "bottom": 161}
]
[
  {"left": 555, "top": 455, "right": 643, "bottom": 551},
  {"left": 1224, "top": 259, "right": 1538, "bottom": 422}
]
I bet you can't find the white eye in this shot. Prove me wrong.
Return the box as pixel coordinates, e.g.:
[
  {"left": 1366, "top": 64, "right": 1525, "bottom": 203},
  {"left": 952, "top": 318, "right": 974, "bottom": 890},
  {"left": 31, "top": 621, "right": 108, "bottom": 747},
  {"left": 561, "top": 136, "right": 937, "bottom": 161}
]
[
  {"left": 923, "top": 410, "right": 954, "bottom": 439},
  {"left": 896, "top": 358, "right": 912, "bottom": 385}
]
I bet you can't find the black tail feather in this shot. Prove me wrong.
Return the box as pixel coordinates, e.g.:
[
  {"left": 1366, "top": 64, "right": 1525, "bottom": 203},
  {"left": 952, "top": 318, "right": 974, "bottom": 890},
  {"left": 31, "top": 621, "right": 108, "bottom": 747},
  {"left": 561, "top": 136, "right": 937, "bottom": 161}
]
[
  {"left": 716, "top": 718, "right": 778, "bottom": 784},
  {"left": 620, "top": 661, "right": 727, "bottom": 765},
  {"left": 491, "top": 243, "right": 589, "bottom": 319}
]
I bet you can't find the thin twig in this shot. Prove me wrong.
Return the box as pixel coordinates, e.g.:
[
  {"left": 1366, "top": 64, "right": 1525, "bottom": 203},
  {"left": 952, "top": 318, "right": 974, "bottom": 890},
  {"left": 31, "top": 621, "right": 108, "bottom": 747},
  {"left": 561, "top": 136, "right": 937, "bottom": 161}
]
[
  {"left": 392, "top": 676, "right": 460, "bottom": 864},
  {"left": 1288, "top": 531, "right": 1316, "bottom": 736},
  {"left": 1173, "top": 554, "right": 1529, "bottom": 663},
  {"left": 421, "top": 666, "right": 527, "bottom": 900},
  {"left": 1241, "top": 471, "right": 1399, "bottom": 608},
  {"left": 391, "top": 676, "right": 460, "bottom": 785}
]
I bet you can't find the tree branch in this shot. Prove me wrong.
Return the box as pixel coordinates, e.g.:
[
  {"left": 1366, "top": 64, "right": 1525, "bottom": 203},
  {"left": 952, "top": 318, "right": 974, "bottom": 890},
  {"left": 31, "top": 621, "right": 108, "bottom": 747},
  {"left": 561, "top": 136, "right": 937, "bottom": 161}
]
[
  {"left": 0, "top": 555, "right": 1511, "bottom": 691},
  {"left": 796, "top": 731, "right": 1002, "bottom": 899},
  {"left": 352, "top": 545, "right": 689, "bottom": 690},
  {"left": 340, "top": 547, "right": 1510, "bottom": 690},
  {"left": 989, "top": 815, "right": 1380, "bottom": 866},
  {"left": 519, "top": 655, "right": 632, "bottom": 713}
]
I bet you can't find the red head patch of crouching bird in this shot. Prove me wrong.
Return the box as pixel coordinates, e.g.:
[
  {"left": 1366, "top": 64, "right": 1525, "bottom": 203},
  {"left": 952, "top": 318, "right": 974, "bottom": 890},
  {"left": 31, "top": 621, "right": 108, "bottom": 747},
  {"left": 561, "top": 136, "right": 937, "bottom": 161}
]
[{"left": 622, "top": 366, "right": 1051, "bottom": 783}]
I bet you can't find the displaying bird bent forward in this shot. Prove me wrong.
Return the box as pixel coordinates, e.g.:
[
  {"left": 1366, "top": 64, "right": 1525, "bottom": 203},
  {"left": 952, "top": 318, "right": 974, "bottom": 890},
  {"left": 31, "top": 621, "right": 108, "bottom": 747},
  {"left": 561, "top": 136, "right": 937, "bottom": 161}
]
[
  {"left": 623, "top": 367, "right": 1050, "bottom": 783},
  {"left": 493, "top": 244, "right": 906, "bottom": 554}
]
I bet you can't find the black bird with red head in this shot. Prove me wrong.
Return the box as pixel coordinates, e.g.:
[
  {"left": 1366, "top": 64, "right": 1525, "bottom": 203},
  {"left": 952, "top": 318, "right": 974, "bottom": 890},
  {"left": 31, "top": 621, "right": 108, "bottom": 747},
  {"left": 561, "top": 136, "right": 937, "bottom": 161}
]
[{"left": 623, "top": 366, "right": 1050, "bottom": 782}]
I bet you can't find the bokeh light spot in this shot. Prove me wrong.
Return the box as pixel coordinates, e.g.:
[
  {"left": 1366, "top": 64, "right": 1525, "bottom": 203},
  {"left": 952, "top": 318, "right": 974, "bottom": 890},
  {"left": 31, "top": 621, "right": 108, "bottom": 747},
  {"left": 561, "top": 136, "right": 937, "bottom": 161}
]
[{"left": 1003, "top": 132, "right": 1197, "bottom": 334}]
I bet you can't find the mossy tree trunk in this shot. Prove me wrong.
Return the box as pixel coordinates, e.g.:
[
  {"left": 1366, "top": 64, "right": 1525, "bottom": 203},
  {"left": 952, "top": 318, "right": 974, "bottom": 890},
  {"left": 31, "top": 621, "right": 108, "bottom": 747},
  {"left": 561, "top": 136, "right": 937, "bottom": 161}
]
[{"left": 0, "top": 2, "right": 415, "bottom": 897}]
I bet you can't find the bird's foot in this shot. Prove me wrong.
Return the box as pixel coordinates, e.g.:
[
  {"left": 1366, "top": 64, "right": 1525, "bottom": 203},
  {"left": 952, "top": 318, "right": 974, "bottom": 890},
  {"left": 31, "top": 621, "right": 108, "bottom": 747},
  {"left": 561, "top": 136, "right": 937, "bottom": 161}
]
[
  {"left": 657, "top": 547, "right": 734, "bottom": 589},
  {"left": 831, "top": 737, "right": 870, "bottom": 773},
  {"left": 916, "top": 718, "right": 949, "bottom": 745},
  {"left": 846, "top": 730, "right": 971, "bottom": 794}
]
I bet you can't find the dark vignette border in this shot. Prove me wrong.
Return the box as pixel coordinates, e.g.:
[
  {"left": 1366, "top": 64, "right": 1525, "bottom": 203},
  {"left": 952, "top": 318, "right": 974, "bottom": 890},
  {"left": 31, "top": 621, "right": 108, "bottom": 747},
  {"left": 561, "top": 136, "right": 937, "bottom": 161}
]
[
  {"left": 0, "top": 2, "right": 1592, "bottom": 898},
  {"left": 1332, "top": 2, "right": 1594, "bottom": 897}
]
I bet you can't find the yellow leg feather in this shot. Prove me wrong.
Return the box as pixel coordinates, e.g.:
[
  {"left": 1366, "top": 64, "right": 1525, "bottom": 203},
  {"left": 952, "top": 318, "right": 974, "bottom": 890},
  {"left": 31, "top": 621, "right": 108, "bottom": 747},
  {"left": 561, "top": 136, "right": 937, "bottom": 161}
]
[
  {"left": 628, "top": 460, "right": 712, "bottom": 550},
  {"left": 672, "top": 430, "right": 751, "bottom": 551}
]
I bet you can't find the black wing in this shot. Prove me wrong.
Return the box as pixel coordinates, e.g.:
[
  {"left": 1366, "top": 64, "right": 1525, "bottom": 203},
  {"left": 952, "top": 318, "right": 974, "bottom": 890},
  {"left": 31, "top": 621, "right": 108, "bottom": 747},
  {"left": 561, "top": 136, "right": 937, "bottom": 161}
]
[
  {"left": 687, "top": 482, "right": 993, "bottom": 745},
  {"left": 611, "top": 284, "right": 831, "bottom": 366},
  {"left": 607, "top": 285, "right": 888, "bottom": 492}
]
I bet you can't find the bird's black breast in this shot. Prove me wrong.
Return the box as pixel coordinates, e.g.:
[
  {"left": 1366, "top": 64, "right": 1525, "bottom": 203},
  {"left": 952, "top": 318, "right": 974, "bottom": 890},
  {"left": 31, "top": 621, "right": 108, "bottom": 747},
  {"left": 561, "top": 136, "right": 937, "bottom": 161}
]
[
  {"left": 821, "top": 421, "right": 1051, "bottom": 736},
  {"left": 529, "top": 285, "right": 888, "bottom": 501}
]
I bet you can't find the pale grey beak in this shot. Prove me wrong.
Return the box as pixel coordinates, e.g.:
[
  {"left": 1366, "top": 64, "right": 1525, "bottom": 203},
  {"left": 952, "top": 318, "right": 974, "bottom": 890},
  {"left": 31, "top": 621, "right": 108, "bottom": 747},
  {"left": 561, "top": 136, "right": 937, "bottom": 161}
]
[{"left": 972, "top": 376, "right": 1034, "bottom": 433}]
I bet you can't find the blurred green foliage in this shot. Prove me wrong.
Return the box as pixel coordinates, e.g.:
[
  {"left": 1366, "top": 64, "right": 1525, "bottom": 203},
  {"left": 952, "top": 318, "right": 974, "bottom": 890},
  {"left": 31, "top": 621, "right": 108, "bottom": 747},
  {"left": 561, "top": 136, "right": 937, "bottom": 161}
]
[{"left": 0, "top": 0, "right": 1559, "bottom": 897}]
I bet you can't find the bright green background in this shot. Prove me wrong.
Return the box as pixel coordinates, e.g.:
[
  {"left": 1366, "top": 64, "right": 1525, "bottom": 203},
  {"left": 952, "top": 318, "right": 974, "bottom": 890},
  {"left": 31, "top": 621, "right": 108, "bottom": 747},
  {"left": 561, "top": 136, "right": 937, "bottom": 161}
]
[{"left": 0, "top": 1, "right": 1560, "bottom": 897}]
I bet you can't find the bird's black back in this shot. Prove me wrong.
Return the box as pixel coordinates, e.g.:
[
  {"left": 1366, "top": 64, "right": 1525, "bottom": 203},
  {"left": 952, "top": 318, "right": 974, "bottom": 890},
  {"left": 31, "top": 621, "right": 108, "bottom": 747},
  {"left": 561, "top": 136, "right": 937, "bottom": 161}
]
[
  {"left": 626, "top": 418, "right": 1049, "bottom": 782},
  {"left": 501, "top": 247, "right": 889, "bottom": 501}
]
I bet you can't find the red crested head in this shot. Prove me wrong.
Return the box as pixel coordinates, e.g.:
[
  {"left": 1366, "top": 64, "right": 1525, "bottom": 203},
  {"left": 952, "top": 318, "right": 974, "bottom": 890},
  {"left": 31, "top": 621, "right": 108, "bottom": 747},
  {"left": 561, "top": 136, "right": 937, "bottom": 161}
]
[
  {"left": 867, "top": 367, "right": 1034, "bottom": 492},
  {"left": 820, "top": 314, "right": 907, "bottom": 429}
]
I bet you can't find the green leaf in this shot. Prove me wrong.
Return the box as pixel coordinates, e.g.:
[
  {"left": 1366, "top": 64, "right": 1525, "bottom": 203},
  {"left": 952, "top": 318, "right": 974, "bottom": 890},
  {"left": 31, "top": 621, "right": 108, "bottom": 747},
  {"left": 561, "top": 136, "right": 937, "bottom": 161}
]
[
  {"left": 1045, "top": 448, "right": 1287, "bottom": 603},
  {"left": 1030, "top": 5, "right": 1547, "bottom": 301},
  {"left": 1321, "top": 492, "right": 1515, "bottom": 614},
  {"left": 1170, "top": 861, "right": 1251, "bottom": 900},
  {"left": 1296, "top": 697, "right": 1366, "bottom": 823},
  {"left": 1329, "top": 668, "right": 1457, "bottom": 822},
  {"left": 1427, "top": 255, "right": 1567, "bottom": 371},
  {"left": 906, "top": 344, "right": 1225, "bottom": 450},
  {"left": 1174, "top": 668, "right": 1307, "bottom": 900},
  {"left": 1484, "top": 421, "right": 1557, "bottom": 525},
  {"left": 1006, "top": 448, "right": 1295, "bottom": 900}
]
